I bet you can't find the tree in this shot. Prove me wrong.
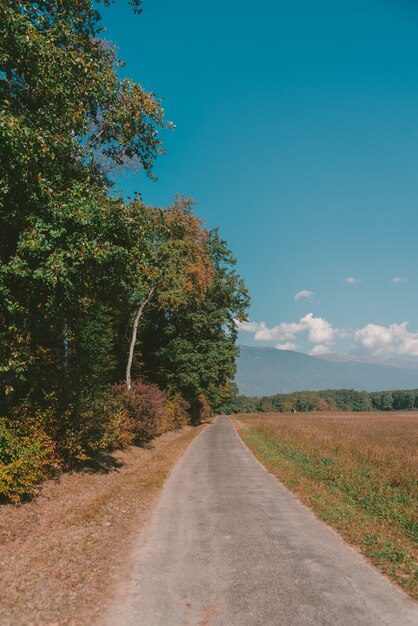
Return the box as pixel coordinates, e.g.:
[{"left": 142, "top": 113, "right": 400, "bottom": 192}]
[
  {"left": 229, "top": 394, "right": 259, "bottom": 414},
  {"left": 371, "top": 391, "right": 393, "bottom": 411},
  {"left": 271, "top": 394, "right": 284, "bottom": 412},
  {"left": 0, "top": 1, "right": 250, "bottom": 481},
  {"left": 138, "top": 230, "right": 250, "bottom": 420},
  {"left": 122, "top": 196, "right": 213, "bottom": 390},
  {"left": 259, "top": 398, "right": 273, "bottom": 412},
  {"left": 0, "top": 1, "right": 167, "bottom": 400},
  {"left": 392, "top": 390, "right": 415, "bottom": 411}
]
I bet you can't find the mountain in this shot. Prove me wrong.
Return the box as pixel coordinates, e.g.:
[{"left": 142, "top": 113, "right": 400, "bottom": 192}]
[
  {"left": 235, "top": 346, "right": 418, "bottom": 396},
  {"left": 316, "top": 353, "right": 418, "bottom": 369}
]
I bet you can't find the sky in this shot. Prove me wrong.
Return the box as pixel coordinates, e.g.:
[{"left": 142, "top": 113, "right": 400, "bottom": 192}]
[{"left": 100, "top": 0, "right": 418, "bottom": 358}]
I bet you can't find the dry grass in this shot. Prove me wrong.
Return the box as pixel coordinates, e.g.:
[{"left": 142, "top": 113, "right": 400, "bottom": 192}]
[
  {"left": 235, "top": 411, "right": 418, "bottom": 598},
  {"left": 0, "top": 424, "right": 205, "bottom": 626}
]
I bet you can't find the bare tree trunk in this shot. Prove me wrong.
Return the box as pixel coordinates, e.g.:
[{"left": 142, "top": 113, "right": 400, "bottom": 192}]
[{"left": 126, "top": 287, "right": 155, "bottom": 391}]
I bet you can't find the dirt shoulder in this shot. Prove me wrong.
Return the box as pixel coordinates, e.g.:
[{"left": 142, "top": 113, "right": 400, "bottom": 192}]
[{"left": 0, "top": 424, "right": 206, "bottom": 626}]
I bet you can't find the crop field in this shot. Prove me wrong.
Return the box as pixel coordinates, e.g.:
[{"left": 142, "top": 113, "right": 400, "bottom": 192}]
[{"left": 234, "top": 412, "right": 418, "bottom": 598}]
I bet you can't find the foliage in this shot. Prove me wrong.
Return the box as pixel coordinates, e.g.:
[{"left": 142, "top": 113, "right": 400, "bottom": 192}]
[
  {"left": 229, "top": 387, "right": 418, "bottom": 414},
  {"left": 0, "top": 0, "right": 166, "bottom": 401},
  {"left": 9, "top": 392, "right": 121, "bottom": 465},
  {"left": 0, "top": 417, "right": 58, "bottom": 502},
  {"left": 111, "top": 380, "right": 168, "bottom": 444},
  {"left": 163, "top": 393, "right": 190, "bottom": 431},
  {"left": 0, "top": 1, "right": 249, "bottom": 500},
  {"left": 122, "top": 195, "right": 214, "bottom": 390},
  {"left": 138, "top": 230, "right": 250, "bottom": 421},
  {"left": 197, "top": 394, "right": 212, "bottom": 422}
]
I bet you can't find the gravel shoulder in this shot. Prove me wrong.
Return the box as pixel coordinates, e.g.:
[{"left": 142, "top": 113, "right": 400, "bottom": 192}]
[{"left": 0, "top": 424, "right": 205, "bottom": 626}]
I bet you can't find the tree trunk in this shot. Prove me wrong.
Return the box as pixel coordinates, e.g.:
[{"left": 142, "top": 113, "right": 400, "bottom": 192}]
[
  {"left": 126, "top": 287, "right": 155, "bottom": 391},
  {"left": 63, "top": 318, "right": 69, "bottom": 372}
]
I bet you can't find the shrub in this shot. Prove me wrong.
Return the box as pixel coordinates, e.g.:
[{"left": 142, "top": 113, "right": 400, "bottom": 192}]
[
  {"left": 197, "top": 393, "right": 212, "bottom": 422},
  {"left": 0, "top": 380, "right": 188, "bottom": 501},
  {"left": 9, "top": 389, "right": 135, "bottom": 466},
  {"left": 81, "top": 390, "right": 134, "bottom": 453},
  {"left": 163, "top": 393, "right": 190, "bottom": 431},
  {"left": 0, "top": 418, "right": 59, "bottom": 503},
  {"left": 112, "top": 381, "right": 168, "bottom": 444}
]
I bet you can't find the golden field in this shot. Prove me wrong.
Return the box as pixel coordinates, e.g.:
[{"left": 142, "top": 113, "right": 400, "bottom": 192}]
[{"left": 234, "top": 412, "right": 418, "bottom": 598}]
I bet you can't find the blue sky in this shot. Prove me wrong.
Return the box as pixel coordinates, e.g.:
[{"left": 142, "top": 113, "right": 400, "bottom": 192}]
[{"left": 101, "top": 0, "right": 418, "bottom": 357}]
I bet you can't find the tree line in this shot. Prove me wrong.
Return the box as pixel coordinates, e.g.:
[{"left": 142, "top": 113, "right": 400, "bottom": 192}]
[
  {"left": 225, "top": 388, "right": 418, "bottom": 414},
  {"left": 0, "top": 1, "right": 249, "bottom": 500}
]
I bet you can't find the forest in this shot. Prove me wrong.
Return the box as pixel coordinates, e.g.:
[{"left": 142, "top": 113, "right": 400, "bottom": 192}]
[
  {"left": 0, "top": 1, "right": 249, "bottom": 501},
  {"left": 227, "top": 388, "right": 418, "bottom": 414}
]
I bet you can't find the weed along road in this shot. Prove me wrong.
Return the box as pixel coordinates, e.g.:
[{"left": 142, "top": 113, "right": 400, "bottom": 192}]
[{"left": 111, "top": 416, "right": 418, "bottom": 626}]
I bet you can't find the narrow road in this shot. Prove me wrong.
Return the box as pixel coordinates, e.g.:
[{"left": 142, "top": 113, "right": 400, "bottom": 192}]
[{"left": 113, "top": 416, "right": 418, "bottom": 626}]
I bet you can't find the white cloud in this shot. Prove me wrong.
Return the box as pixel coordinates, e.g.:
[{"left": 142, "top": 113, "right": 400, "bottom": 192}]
[
  {"left": 235, "top": 320, "right": 266, "bottom": 333},
  {"left": 302, "top": 313, "right": 337, "bottom": 344},
  {"left": 355, "top": 322, "right": 418, "bottom": 356},
  {"left": 294, "top": 290, "right": 314, "bottom": 301},
  {"left": 238, "top": 313, "right": 340, "bottom": 346},
  {"left": 275, "top": 342, "right": 298, "bottom": 351},
  {"left": 254, "top": 321, "right": 299, "bottom": 342},
  {"left": 239, "top": 314, "right": 418, "bottom": 358},
  {"left": 309, "top": 344, "right": 330, "bottom": 356},
  {"left": 391, "top": 276, "right": 408, "bottom": 284},
  {"left": 346, "top": 277, "right": 361, "bottom": 284}
]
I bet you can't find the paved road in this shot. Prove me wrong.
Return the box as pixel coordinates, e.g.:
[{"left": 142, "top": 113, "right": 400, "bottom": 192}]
[{"left": 114, "top": 416, "right": 418, "bottom": 626}]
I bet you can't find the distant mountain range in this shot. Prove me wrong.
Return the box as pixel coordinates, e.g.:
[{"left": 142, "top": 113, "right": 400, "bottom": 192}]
[{"left": 235, "top": 346, "right": 418, "bottom": 396}]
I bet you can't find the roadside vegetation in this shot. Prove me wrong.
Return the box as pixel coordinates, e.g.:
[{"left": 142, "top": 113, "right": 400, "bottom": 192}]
[
  {"left": 235, "top": 412, "right": 418, "bottom": 598},
  {"left": 0, "top": 1, "right": 249, "bottom": 502}
]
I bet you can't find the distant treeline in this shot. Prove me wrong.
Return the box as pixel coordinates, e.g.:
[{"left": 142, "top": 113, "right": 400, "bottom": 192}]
[{"left": 224, "top": 388, "right": 418, "bottom": 413}]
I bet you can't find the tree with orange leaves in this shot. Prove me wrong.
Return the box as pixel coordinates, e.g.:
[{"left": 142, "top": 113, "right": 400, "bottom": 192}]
[
  {"left": 137, "top": 229, "right": 250, "bottom": 421},
  {"left": 123, "top": 196, "right": 213, "bottom": 390}
]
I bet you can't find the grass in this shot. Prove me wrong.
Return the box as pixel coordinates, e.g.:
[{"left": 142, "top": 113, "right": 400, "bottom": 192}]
[{"left": 234, "top": 411, "right": 418, "bottom": 599}]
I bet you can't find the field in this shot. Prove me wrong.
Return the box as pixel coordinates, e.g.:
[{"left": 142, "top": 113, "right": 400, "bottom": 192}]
[{"left": 234, "top": 412, "right": 418, "bottom": 598}]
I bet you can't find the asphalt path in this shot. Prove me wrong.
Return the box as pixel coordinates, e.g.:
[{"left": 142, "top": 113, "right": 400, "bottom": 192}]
[{"left": 113, "top": 416, "right": 418, "bottom": 626}]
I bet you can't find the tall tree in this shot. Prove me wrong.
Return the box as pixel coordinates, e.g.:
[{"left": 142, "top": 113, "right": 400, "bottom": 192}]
[
  {"left": 138, "top": 230, "right": 250, "bottom": 419},
  {"left": 0, "top": 0, "right": 166, "bottom": 397},
  {"left": 121, "top": 196, "right": 213, "bottom": 390},
  {"left": 0, "top": 1, "right": 250, "bottom": 473}
]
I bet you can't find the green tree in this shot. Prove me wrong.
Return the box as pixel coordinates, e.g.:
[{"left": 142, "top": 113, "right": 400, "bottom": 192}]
[
  {"left": 392, "top": 390, "right": 415, "bottom": 410},
  {"left": 0, "top": 1, "right": 251, "bottom": 484},
  {"left": 122, "top": 196, "right": 213, "bottom": 390},
  {"left": 139, "top": 230, "right": 250, "bottom": 420},
  {"left": 0, "top": 0, "right": 166, "bottom": 398}
]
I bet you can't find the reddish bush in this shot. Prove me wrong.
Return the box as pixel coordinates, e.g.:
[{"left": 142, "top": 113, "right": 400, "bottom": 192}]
[{"left": 111, "top": 381, "right": 168, "bottom": 444}]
